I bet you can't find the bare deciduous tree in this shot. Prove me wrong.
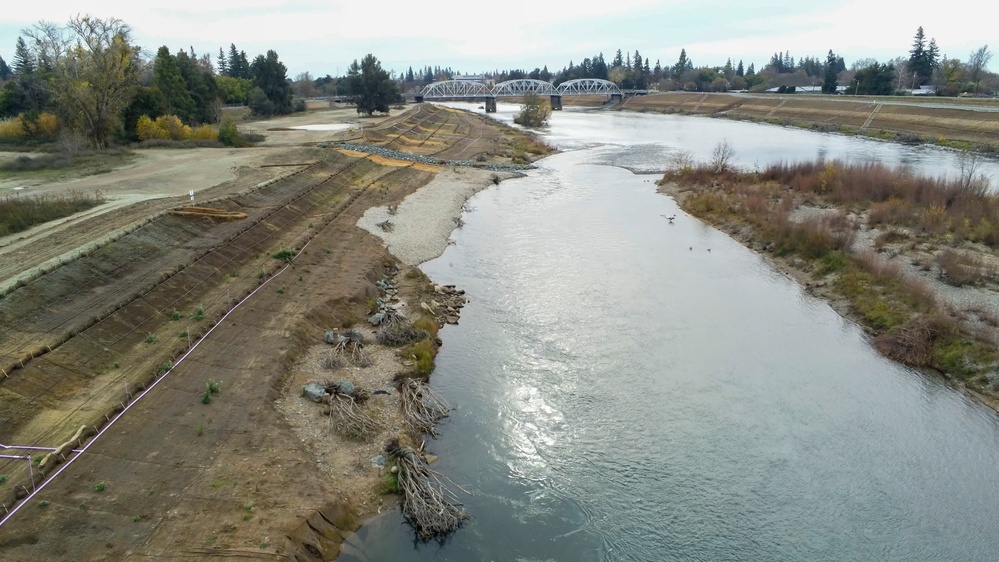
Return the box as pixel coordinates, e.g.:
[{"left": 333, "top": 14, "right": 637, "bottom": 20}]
[
  {"left": 710, "top": 139, "right": 735, "bottom": 173},
  {"left": 967, "top": 45, "right": 993, "bottom": 95}
]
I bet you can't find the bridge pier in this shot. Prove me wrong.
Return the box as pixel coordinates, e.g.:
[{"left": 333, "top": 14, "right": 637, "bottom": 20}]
[
  {"left": 610, "top": 93, "right": 623, "bottom": 103},
  {"left": 484, "top": 97, "right": 497, "bottom": 113},
  {"left": 415, "top": 95, "right": 424, "bottom": 103},
  {"left": 550, "top": 95, "right": 563, "bottom": 111}
]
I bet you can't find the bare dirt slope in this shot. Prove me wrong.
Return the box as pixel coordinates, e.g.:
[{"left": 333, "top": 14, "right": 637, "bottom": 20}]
[{"left": 0, "top": 103, "right": 542, "bottom": 561}]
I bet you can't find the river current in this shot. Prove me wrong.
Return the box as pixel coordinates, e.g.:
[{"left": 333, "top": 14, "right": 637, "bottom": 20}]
[{"left": 338, "top": 104, "right": 999, "bottom": 561}]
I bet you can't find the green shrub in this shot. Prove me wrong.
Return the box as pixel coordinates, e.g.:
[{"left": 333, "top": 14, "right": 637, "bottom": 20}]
[
  {"left": 218, "top": 117, "right": 247, "bottom": 147},
  {"left": 407, "top": 339, "right": 436, "bottom": 376},
  {"left": 94, "top": 481, "right": 107, "bottom": 493},
  {"left": 272, "top": 249, "right": 294, "bottom": 261}
]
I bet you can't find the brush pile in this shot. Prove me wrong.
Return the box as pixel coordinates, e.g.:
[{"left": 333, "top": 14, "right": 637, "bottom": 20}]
[
  {"left": 322, "top": 380, "right": 379, "bottom": 439},
  {"left": 399, "top": 378, "right": 451, "bottom": 437},
  {"left": 323, "top": 328, "right": 371, "bottom": 368},
  {"left": 385, "top": 438, "right": 468, "bottom": 539}
]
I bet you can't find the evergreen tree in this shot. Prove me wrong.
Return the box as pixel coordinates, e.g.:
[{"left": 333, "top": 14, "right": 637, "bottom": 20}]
[
  {"left": 406, "top": 66, "right": 415, "bottom": 82},
  {"left": 0, "top": 56, "right": 10, "bottom": 80},
  {"left": 613, "top": 49, "right": 624, "bottom": 68},
  {"left": 736, "top": 60, "right": 744, "bottom": 77},
  {"left": 822, "top": 50, "right": 839, "bottom": 93},
  {"left": 12, "top": 37, "right": 34, "bottom": 75},
  {"left": 851, "top": 63, "right": 895, "bottom": 95},
  {"left": 154, "top": 46, "right": 197, "bottom": 121},
  {"left": 176, "top": 49, "right": 220, "bottom": 123},
  {"left": 216, "top": 47, "right": 228, "bottom": 76},
  {"left": 346, "top": 54, "right": 398, "bottom": 116},
  {"left": 673, "top": 49, "right": 690, "bottom": 76},
  {"left": 723, "top": 58, "right": 734, "bottom": 79},
  {"left": 908, "top": 26, "right": 937, "bottom": 86},
  {"left": 250, "top": 50, "right": 293, "bottom": 115},
  {"left": 747, "top": 63, "right": 755, "bottom": 76}
]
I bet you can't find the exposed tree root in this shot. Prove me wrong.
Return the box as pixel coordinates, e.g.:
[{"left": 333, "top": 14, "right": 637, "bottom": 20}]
[
  {"left": 385, "top": 438, "right": 468, "bottom": 539},
  {"left": 399, "top": 378, "right": 451, "bottom": 437}
]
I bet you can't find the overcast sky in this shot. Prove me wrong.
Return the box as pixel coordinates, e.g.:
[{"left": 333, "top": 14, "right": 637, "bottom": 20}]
[{"left": 1, "top": 1, "right": 996, "bottom": 78}]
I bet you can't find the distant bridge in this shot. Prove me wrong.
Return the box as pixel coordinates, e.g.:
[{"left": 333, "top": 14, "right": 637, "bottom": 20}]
[{"left": 416, "top": 78, "right": 624, "bottom": 112}]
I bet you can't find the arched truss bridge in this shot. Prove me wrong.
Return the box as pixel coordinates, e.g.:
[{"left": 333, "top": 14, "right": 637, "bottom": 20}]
[{"left": 420, "top": 78, "right": 622, "bottom": 99}]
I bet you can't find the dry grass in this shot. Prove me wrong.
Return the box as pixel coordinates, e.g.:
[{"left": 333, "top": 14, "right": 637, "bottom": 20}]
[
  {"left": 0, "top": 192, "right": 106, "bottom": 236},
  {"left": 666, "top": 157, "right": 999, "bottom": 379},
  {"left": 936, "top": 248, "right": 992, "bottom": 286}
]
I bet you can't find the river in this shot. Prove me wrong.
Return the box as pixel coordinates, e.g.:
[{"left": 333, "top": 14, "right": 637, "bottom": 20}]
[{"left": 337, "top": 104, "right": 999, "bottom": 561}]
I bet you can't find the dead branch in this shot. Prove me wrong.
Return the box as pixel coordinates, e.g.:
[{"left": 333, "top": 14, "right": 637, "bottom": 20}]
[
  {"left": 325, "top": 393, "right": 379, "bottom": 439},
  {"left": 400, "top": 378, "right": 451, "bottom": 437},
  {"left": 385, "top": 439, "right": 467, "bottom": 539},
  {"left": 324, "top": 329, "right": 372, "bottom": 367}
]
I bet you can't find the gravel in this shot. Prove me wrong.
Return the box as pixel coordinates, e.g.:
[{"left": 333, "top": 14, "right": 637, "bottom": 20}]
[
  {"left": 357, "top": 167, "right": 518, "bottom": 265},
  {"left": 322, "top": 142, "right": 535, "bottom": 172}
]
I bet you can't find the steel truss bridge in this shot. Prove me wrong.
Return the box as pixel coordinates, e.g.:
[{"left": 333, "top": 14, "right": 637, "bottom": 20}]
[{"left": 416, "top": 78, "right": 624, "bottom": 112}]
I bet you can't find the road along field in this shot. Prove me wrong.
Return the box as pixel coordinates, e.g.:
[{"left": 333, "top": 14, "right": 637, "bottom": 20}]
[
  {"left": 0, "top": 103, "right": 548, "bottom": 560},
  {"left": 622, "top": 92, "right": 999, "bottom": 148}
]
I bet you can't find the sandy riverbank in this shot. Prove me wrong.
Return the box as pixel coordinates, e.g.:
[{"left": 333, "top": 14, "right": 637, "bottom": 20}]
[{"left": 357, "top": 167, "right": 519, "bottom": 265}]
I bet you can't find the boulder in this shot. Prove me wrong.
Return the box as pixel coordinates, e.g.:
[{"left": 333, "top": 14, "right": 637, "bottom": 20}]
[
  {"left": 336, "top": 380, "right": 356, "bottom": 395},
  {"left": 303, "top": 382, "right": 327, "bottom": 403}
]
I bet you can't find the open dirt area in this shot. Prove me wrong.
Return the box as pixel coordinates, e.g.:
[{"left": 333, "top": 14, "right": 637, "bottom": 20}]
[
  {"left": 623, "top": 92, "right": 999, "bottom": 148},
  {"left": 0, "top": 103, "right": 549, "bottom": 560}
]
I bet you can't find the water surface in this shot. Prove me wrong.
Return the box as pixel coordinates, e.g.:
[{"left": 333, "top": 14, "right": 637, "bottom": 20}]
[{"left": 339, "top": 107, "right": 999, "bottom": 562}]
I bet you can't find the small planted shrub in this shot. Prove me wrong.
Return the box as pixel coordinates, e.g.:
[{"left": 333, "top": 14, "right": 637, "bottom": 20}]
[
  {"left": 272, "top": 249, "right": 295, "bottom": 262},
  {"left": 192, "top": 306, "right": 205, "bottom": 321},
  {"left": 94, "top": 481, "right": 107, "bottom": 493}
]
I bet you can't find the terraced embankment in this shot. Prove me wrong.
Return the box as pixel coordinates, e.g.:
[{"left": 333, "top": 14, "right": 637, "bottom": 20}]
[
  {"left": 622, "top": 92, "right": 999, "bottom": 149},
  {"left": 0, "top": 103, "right": 547, "bottom": 560}
]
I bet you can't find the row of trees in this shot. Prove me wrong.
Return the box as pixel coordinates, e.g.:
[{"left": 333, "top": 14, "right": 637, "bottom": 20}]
[
  {"left": 462, "top": 29, "right": 994, "bottom": 97},
  {"left": 0, "top": 16, "right": 307, "bottom": 147}
]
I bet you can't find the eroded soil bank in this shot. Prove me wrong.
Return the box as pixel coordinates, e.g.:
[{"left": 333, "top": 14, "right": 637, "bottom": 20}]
[{"left": 0, "top": 103, "right": 551, "bottom": 560}]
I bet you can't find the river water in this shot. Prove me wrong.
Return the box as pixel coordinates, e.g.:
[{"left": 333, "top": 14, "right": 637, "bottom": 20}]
[{"left": 338, "top": 104, "right": 999, "bottom": 561}]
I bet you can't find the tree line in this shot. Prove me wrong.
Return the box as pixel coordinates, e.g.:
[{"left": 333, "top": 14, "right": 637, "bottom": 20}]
[
  {"left": 0, "top": 15, "right": 406, "bottom": 148},
  {"left": 446, "top": 28, "right": 994, "bottom": 97}
]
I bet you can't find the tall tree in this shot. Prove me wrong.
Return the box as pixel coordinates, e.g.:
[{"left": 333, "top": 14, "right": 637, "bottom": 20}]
[
  {"left": 177, "top": 49, "right": 220, "bottom": 122},
  {"left": 967, "top": 45, "right": 993, "bottom": 95},
  {"left": 250, "top": 49, "right": 292, "bottom": 114},
  {"left": 736, "top": 60, "right": 744, "bottom": 77},
  {"left": 12, "top": 37, "right": 35, "bottom": 75},
  {"left": 908, "top": 26, "right": 937, "bottom": 86},
  {"left": 25, "top": 16, "right": 140, "bottom": 147},
  {"left": 613, "top": 49, "right": 624, "bottom": 68},
  {"left": 0, "top": 56, "right": 11, "bottom": 80},
  {"left": 216, "top": 47, "right": 228, "bottom": 76},
  {"left": 822, "top": 50, "right": 839, "bottom": 93},
  {"left": 673, "top": 49, "right": 690, "bottom": 76},
  {"left": 346, "top": 53, "right": 398, "bottom": 116},
  {"left": 153, "top": 46, "right": 196, "bottom": 121}
]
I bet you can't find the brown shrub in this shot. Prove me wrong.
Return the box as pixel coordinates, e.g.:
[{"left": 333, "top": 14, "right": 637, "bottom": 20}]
[
  {"left": 874, "top": 315, "right": 954, "bottom": 367},
  {"left": 936, "top": 248, "right": 989, "bottom": 286}
]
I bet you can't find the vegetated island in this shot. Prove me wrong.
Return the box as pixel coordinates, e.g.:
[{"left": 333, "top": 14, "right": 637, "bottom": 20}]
[{"left": 659, "top": 149, "right": 999, "bottom": 408}]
